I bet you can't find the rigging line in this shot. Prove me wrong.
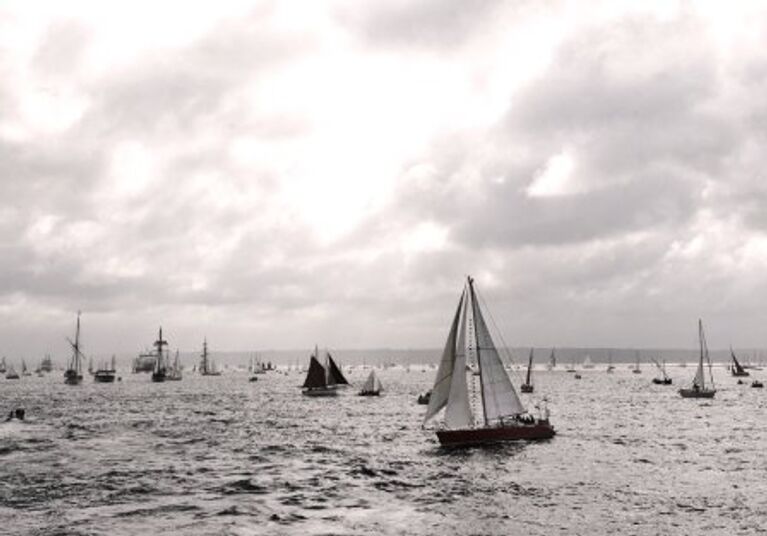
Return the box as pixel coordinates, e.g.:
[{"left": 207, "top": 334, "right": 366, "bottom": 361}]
[{"left": 473, "top": 284, "right": 524, "bottom": 385}]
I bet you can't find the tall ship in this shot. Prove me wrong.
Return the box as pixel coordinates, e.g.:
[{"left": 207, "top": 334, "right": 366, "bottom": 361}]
[
  {"left": 150, "top": 328, "right": 168, "bottom": 382},
  {"left": 199, "top": 338, "right": 221, "bottom": 376},
  {"left": 132, "top": 349, "right": 157, "bottom": 373},
  {"left": 64, "top": 312, "right": 85, "bottom": 385},
  {"left": 301, "top": 346, "right": 349, "bottom": 396},
  {"left": 423, "top": 276, "right": 554, "bottom": 447},
  {"left": 39, "top": 355, "right": 53, "bottom": 373}
]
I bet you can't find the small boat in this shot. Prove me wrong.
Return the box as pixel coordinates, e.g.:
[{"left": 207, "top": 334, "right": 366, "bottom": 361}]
[
  {"left": 94, "top": 355, "right": 117, "bottom": 383},
  {"left": 167, "top": 350, "right": 182, "bottom": 381},
  {"left": 150, "top": 328, "right": 168, "bottom": 382},
  {"left": 64, "top": 312, "right": 85, "bottom": 385},
  {"left": 582, "top": 355, "right": 595, "bottom": 369},
  {"left": 423, "top": 276, "right": 554, "bottom": 447},
  {"left": 731, "top": 348, "right": 750, "bottom": 377},
  {"left": 574, "top": 372, "right": 582, "bottom": 379},
  {"left": 679, "top": 319, "right": 716, "bottom": 398},
  {"left": 199, "top": 338, "right": 221, "bottom": 376},
  {"left": 751, "top": 380, "right": 764, "bottom": 388},
  {"left": 0, "top": 356, "right": 6, "bottom": 374},
  {"left": 358, "top": 370, "right": 382, "bottom": 396},
  {"left": 651, "top": 358, "right": 672, "bottom": 385},
  {"left": 20, "top": 360, "right": 31, "bottom": 377},
  {"left": 301, "top": 346, "right": 349, "bottom": 396},
  {"left": 417, "top": 391, "right": 431, "bottom": 405},
  {"left": 606, "top": 352, "right": 615, "bottom": 373},
  {"left": 520, "top": 348, "right": 534, "bottom": 393},
  {"left": 6, "top": 366, "right": 20, "bottom": 380},
  {"left": 632, "top": 351, "right": 642, "bottom": 374},
  {"left": 547, "top": 348, "right": 556, "bottom": 370}
]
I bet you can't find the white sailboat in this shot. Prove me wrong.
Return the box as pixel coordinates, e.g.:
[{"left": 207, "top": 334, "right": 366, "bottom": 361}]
[
  {"left": 679, "top": 319, "right": 716, "bottom": 398},
  {"left": 582, "top": 355, "right": 595, "bottom": 369},
  {"left": 424, "top": 276, "right": 554, "bottom": 447},
  {"left": 358, "top": 370, "right": 382, "bottom": 396}
]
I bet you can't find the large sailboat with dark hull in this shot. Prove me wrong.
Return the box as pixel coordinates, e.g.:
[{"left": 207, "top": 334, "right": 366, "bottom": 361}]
[
  {"left": 679, "top": 320, "right": 716, "bottom": 399},
  {"left": 64, "top": 312, "right": 85, "bottom": 385},
  {"left": 150, "top": 328, "right": 168, "bottom": 383},
  {"left": 301, "top": 346, "right": 349, "bottom": 396},
  {"left": 424, "top": 277, "right": 554, "bottom": 447}
]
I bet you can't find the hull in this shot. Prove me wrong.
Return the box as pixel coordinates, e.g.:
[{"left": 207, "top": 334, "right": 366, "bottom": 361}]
[
  {"left": 732, "top": 371, "right": 750, "bottom": 377},
  {"left": 652, "top": 378, "right": 672, "bottom": 385},
  {"left": 302, "top": 387, "right": 338, "bottom": 397},
  {"left": 358, "top": 390, "right": 380, "bottom": 396},
  {"left": 520, "top": 384, "right": 533, "bottom": 393},
  {"left": 93, "top": 373, "right": 115, "bottom": 383},
  {"left": 679, "top": 388, "right": 715, "bottom": 398},
  {"left": 151, "top": 372, "right": 166, "bottom": 382},
  {"left": 64, "top": 370, "right": 82, "bottom": 385},
  {"left": 437, "top": 422, "right": 555, "bottom": 446}
]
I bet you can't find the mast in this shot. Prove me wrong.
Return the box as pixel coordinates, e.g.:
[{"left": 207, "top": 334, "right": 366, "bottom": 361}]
[{"left": 467, "top": 276, "right": 489, "bottom": 426}]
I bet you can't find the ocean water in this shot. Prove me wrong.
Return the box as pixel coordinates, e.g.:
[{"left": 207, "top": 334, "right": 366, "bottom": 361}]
[{"left": 1, "top": 365, "right": 765, "bottom": 535}]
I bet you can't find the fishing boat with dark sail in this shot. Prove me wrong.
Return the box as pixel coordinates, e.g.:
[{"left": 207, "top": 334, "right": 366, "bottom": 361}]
[
  {"left": 424, "top": 276, "right": 554, "bottom": 447},
  {"left": 301, "top": 346, "right": 349, "bottom": 396},
  {"left": 64, "top": 312, "right": 85, "bottom": 385},
  {"left": 94, "top": 355, "right": 117, "bottom": 383},
  {"left": 358, "top": 369, "right": 382, "bottom": 396},
  {"left": 651, "top": 358, "right": 672, "bottom": 385},
  {"left": 731, "top": 348, "right": 750, "bottom": 377},
  {"left": 150, "top": 328, "right": 168, "bottom": 382},
  {"left": 520, "top": 348, "right": 534, "bottom": 393},
  {"left": 5, "top": 365, "right": 20, "bottom": 380},
  {"left": 679, "top": 320, "right": 716, "bottom": 398}
]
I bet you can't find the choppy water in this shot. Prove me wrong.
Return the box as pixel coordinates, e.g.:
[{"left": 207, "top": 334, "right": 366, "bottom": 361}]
[{"left": 1, "top": 365, "right": 766, "bottom": 535}]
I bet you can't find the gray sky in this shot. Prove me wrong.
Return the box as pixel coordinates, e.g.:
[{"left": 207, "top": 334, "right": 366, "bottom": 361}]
[{"left": 2, "top": 1, "right": 767, "bottom": 355}]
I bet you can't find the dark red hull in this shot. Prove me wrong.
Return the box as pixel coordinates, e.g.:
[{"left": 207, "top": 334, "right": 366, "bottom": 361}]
[{"left": 436, "top": 422, "right": 555, "bottom": 446}]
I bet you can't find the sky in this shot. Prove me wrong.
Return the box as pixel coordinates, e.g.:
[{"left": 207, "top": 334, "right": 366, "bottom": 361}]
[{"left": 2, "top": 0, "right": 767, "bottom": 356}]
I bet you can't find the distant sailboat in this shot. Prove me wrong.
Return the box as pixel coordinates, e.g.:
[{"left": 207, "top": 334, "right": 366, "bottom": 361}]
[
  {"left": 547, "top": 348, "right": 556, "bottom": 370},
  {"left": 582, "top": 355, "right": 595, "bottom": 369},
  {"left": 731, "top": 348, "right": 750, "bottom": 377},
  {"left": 167, "top": 350, "right": 182, "bottom": 381},
  {"left": 651, "top": 358, "right": 672, "bottom": 385},
  {"left": 5, "top": 364, "right": 20, "bottom": 380},
  {"left": 520, "top": 348, "right": 534, "bottom": 393},
  {"left": 64, "top": 312, "right": 85, "bottom": 385},
  {"left": 0, "top": 357, "right": 6, "bottom": 374},
  {"left": 423, "top": 276, "right": 554, "bottom": 447},
  {"left": 358, "top": 370, "right": 382, "bottom": 396},
  {"left": 606, "top": 352, "right": 615, "bottom": 373},
  {"left": 94, "top": 355, "right": 117, "bottom": 383},
  {"left": 301, "top": 346, "right": 349, "bottom": 396},
  {"left": 679, "top": 320, "right": 716, "bottom": 398},
  {"left": 632, "top": 351, "right": 642, "bottom": 374},
  {"left": 21, "top": 359, "right": 31, "bottom": 377},
  {"left": 150, "top": 328, "right": 168, "bottom": 383},
  {"left": 199, "top": 338, "right": 221, "bottom": 376}
]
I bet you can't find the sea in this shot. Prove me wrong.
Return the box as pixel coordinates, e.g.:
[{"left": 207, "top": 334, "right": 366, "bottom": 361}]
[{"left": 1, "top": 363, "right": 765, "bottom": 535}]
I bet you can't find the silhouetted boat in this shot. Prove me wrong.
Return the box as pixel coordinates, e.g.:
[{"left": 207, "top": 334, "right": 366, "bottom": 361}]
[
  {"left": 731, "top": 349, "right": 750, "bottom": 377},
  {"left": 150, "top": 328, "right": 168, "bottom": 382},
  {"left": 751, "top": 379, "right": 764, "bottom": 388},
  {"left": 21, "top": 360, "right": 31, "bottom": 377},
  {"left": 423, "top": 276, "right": 554, "bottom": 447},
  {"left": 520, "top": 348, "right": 534, "bottom": 393},
  {"left": 632, "top": 351, "right": 642, "bottom": 374},
  {"left": 64, "top": 312, "right": 84, "bottom": 385},
  {"left": 199, "top": 338, "right": 221, "bottom": 376},
  {"left": 358, "top": 370, "right": 382, "bottom": 396},
  {"left": 301, "top": 346, "right": 349, "bottom": 396},
  {"left": 417, "top": 391, "right": 431, "bottom": 405},
  {"left": 606, "top": 352, "right": 615, "bottom": 373},
  {"left": 679, "top": 320, "right": 716, "bottom": 398},
  {"left": 94, "top": 355, "right": 117, "bottom": 383},
  {"left": 651, "top": 358, "right": 672, "bottom": 385},
  {"left": 6, "top": 365, "right": 20, "bottom": 380}
]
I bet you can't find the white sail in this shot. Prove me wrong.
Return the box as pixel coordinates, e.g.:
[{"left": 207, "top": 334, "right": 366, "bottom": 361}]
[
  {"left": 424, "top": 290, "right": 466, "bottom": 422},
  {"left": 362, "top": 370, "right": 381, "bottom": 392},
  {"left": 444, "top": 291, "right": 473, "bottom": 429},
  {"left": 470, "top": 285, "right": 525, "bottom": 423}
]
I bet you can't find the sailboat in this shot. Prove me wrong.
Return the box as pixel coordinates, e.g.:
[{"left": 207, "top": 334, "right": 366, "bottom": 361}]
[
  {"left": 730, "top": 348, "right": 750, "bottom": 377},
  {"left": 358, "top": 369, "right": 382, "bottom": 396},
  {"left": 5, "top": 364, "right": 20, "bottom": 380},
  {"left": 21, "top": 359, "right": 31, "bottom": 377},
  {"left": 199, "top": 338, "right": 221, "bottom": 376},
  {"left": 520, "top": 348, "right": 534, "bottom": 393},
  {"left": 0, "top": 356, "right": 6, "bottom": 374},
  {"left": 679, "top": 319, "right": 716, "bottom": 398},
  {"left": 582, "top": 355, "right": 595, "bottom": 369},
  {"left": 94, "top": 355, "right": 117, "bottom": 383},
  {"left": 167, "top": 350, "right": 182, "bottom": 381},
  {"left": 423, "top": 277, "right": 554, "bottom": 447},
  {"left": 547, "top": 348, "right": 556, "bottom": 370},
  {"left": 150, "top": 328, "right": 168, "bottom": 382},
  {"left": 651, "top": 358, "right": 672, "bottom": 385},
  {"left": 606, "top": 351, "right": 615, "bottom": 373},
  {"left": 301, "top": 346, "right": 349, "bottom": 396},
  {"left": 64, "top": 312, "right": 85, "bottom": 385},
  {"left": 632, "top": 351, "right": 642, "bottom": 374}
]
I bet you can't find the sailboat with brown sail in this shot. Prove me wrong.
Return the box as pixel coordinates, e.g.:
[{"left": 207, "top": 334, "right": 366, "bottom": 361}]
[
  {"left": 520, "top": 348, "right": 534, "bottom": 393},
  {"left": 64, "top": 312, "right": 85, "bottom": 385},
  {"left": 301, "top": 346, "right": 349, "bottom": 396},
  {"left": 679, "top": 319, "right": 716, "bottom": 398},
  {"left": 730, "top": 348, "right": 749, "bottom": 377},
  {"left": 424, "top": 276, "right": 554, "bottom": 447}
]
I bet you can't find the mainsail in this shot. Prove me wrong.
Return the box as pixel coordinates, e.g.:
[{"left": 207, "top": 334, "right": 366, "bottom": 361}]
[
  {"left": 732, "top": 349, "right": 747, "bottom": 375},
  {"left": 361, "top": 370, "right": 382, "bottom": 392},
  {"left": 303, "top": 356, "right": 326, "bottom": 388}
]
